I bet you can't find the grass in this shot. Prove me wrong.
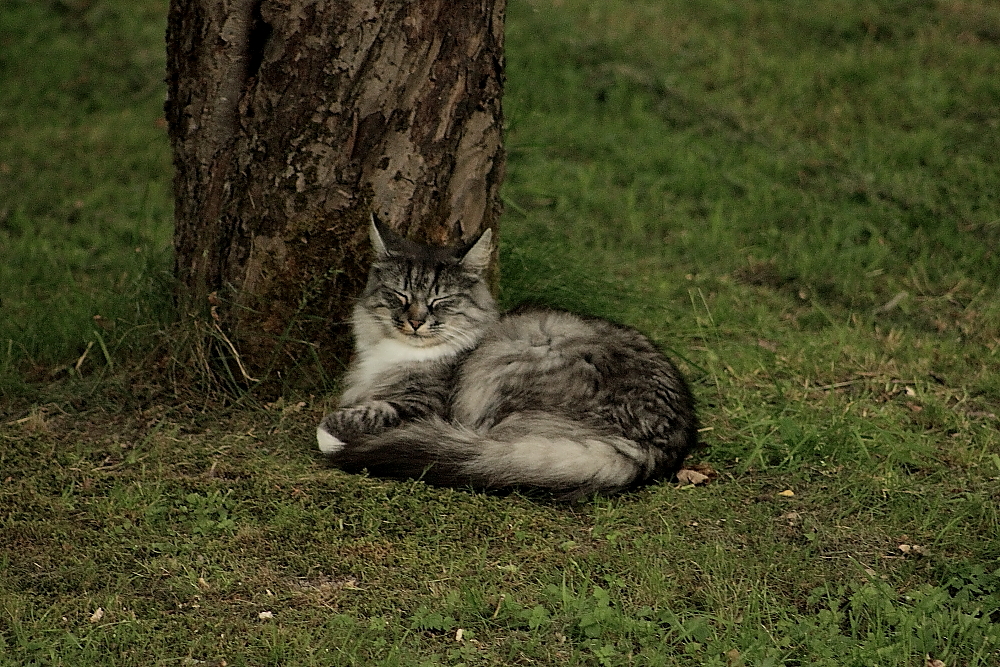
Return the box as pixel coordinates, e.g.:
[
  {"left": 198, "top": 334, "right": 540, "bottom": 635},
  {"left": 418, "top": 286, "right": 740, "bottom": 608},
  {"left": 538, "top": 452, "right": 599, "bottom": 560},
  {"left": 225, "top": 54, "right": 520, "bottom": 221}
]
[
  {"left": 2, "top": 0, "right": 1000, "bottom": 665},
  {"left": 0, "top": 0, "right": 174, "bottom": 393}
]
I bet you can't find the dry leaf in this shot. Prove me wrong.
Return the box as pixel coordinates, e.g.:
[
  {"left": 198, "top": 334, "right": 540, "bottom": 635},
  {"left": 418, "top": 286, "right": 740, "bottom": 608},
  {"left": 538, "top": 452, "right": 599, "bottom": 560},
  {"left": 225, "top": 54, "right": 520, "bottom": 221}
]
[
  {"left": 676, "top": 468, "right": 710, "bottom": 485},
  {"left": 89, "top": 608, "right": 104, "bottom": 623},
  {"left": 92, "top": 314, "right": 115, "bottom": 330},
  {"left": 258, "top": 611, "right": 274, "bottom": 620},
  {"left": 900, "top": 544, "right": 930, "bottom": 557},
  {"left": 926, "top": 656, "right": 945, "bottom": 667},
  {"left": 197, "top": 577, "right": 211, "bottom": 590},
  {"left": 455, "top": 628, "right": 465, "bottom": 642},
  {"left": 757, "top": 338, "right": 778, "bottom": 352},
  {"left": 777, "top": 489, "right": 795, "bottom": 497}
]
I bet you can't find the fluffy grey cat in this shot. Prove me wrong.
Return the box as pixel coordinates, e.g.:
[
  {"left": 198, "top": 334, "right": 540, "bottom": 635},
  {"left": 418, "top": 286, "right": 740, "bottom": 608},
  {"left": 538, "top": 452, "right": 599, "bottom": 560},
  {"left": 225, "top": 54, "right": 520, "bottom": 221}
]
[{"left": 317, "top": 218, "right": 698, "bottom": 499}]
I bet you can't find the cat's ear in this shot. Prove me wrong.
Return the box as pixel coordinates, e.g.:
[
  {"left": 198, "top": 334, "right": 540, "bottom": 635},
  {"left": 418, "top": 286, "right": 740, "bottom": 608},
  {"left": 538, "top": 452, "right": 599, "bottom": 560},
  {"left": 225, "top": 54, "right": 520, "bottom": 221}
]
[
  {"left": 369, "top": 212, "right": 392, "bottom": 260},
  {"left": 459, "top": 228, "right": 493, "bottom": 273}
]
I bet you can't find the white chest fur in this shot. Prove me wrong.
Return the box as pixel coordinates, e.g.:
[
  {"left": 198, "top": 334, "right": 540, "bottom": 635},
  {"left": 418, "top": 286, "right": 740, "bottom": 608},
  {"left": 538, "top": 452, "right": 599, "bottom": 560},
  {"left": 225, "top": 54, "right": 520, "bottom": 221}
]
[{"left": 339, "top": 337, "right": 456, "bottom": 406}]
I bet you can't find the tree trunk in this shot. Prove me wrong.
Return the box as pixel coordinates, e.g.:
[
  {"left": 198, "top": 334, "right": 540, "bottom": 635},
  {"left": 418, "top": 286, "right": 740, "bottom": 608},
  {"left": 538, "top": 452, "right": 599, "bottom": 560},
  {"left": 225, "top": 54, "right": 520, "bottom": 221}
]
[{"left": 165, "top": 0, "right": 505, "bottom": 388}]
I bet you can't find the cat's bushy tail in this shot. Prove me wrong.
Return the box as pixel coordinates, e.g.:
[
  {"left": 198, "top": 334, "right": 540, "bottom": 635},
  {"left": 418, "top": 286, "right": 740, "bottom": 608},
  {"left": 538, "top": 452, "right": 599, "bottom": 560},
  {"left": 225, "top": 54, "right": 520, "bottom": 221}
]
[{"left": 319, "top": 411, "right": 668, "bottom": 499}]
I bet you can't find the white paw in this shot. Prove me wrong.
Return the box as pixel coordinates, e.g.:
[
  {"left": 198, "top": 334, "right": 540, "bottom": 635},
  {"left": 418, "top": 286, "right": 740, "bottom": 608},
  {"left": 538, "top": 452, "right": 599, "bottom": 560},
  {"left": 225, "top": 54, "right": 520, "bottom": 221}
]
[{"left": 316, "top": 427, "right": 345, "bottom": 454}]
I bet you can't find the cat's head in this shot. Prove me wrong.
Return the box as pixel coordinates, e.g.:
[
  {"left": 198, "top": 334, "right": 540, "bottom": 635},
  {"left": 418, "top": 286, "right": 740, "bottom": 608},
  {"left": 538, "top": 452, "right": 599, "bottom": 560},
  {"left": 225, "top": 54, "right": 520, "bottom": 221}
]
[{"left": 356, "top": 214, "right": 498, "bottom": 350}]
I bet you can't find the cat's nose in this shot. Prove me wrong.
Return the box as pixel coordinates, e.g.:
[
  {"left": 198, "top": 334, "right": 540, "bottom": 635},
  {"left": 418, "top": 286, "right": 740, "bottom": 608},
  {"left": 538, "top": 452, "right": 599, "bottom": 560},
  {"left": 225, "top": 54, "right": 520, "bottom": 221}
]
[{"left": 408, "top": 319, "right": 425, "bottom": 331}]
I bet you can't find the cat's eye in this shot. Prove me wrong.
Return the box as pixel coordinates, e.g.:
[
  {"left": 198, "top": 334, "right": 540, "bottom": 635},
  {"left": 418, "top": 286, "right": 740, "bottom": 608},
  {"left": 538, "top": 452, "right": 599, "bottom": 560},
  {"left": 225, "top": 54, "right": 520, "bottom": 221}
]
[
  {"left": 390, "top": 290, "right": 409, "bottom": 305},
  {"left": 428, "top": 297, "right": 450, "bottom": 309}
]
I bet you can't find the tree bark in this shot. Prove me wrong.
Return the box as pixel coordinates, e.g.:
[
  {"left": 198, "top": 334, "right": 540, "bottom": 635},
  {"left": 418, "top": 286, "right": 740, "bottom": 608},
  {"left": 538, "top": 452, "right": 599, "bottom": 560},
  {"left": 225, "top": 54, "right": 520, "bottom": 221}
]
[{"left": 165, "top": 0, "right": 505, "bottom": 387}]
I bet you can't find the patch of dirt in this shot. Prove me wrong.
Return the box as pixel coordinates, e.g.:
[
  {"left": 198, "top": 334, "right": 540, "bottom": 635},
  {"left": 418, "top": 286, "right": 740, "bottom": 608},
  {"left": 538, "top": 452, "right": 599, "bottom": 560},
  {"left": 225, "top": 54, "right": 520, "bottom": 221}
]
[{"left": 733, "top": 260, "right": 795, "bottom": 290}]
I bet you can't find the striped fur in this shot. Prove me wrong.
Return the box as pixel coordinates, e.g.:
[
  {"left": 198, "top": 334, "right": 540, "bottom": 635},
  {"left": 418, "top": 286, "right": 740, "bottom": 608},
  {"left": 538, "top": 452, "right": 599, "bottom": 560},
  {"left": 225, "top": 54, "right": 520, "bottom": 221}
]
[{"left": 317, "top": 217, "right": 698, "bottom": 499}]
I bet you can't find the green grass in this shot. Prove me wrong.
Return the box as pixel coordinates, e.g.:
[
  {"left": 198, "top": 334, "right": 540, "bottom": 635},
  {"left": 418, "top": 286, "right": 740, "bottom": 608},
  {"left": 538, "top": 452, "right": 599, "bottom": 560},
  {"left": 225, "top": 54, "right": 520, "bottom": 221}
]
[
  {"left": 0, "top": 0, "right": 174, "bottom": 392},
  {"left": 3, "top": 0, "right": 1000, "bottom": 665}
]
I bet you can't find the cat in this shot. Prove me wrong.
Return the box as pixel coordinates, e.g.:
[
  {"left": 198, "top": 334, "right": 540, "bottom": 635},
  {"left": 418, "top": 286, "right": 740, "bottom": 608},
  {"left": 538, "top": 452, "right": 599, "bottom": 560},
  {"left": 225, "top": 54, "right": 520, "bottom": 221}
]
[{"left": 317, "top": 216, "right": 698, "bottom": 500}]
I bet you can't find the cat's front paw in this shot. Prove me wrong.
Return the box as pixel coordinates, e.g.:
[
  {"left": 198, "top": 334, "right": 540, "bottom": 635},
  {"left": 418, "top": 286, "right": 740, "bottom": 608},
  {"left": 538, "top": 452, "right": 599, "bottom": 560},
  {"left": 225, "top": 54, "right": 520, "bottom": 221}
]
[
  {"left": 317, "top": 401, "right": 399, "bottom": 453},
  {"left": 316, "top": 426, "right": 345, "bottom": 454}
]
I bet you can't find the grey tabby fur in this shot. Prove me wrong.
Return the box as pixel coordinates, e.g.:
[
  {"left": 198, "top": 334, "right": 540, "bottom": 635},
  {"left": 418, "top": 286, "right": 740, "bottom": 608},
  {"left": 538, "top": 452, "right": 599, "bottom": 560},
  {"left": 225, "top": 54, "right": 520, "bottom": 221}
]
[{"left": 317, "top": 217, "right": 698, "bottom": 499}]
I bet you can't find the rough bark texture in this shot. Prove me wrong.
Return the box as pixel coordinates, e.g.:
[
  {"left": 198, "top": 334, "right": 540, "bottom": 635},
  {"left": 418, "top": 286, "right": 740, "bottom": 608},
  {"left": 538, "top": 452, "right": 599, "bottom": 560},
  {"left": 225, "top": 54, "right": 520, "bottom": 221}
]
[{"left": 165, "top": 0, "right": 506, "bottom": 387}]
